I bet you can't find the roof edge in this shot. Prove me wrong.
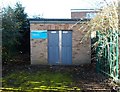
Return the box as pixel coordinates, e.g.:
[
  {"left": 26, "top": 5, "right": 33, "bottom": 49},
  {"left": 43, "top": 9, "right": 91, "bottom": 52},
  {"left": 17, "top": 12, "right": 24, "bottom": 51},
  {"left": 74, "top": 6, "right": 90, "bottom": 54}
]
[{"left": 28, "top": 18, "right": 90, "bottom": 22}]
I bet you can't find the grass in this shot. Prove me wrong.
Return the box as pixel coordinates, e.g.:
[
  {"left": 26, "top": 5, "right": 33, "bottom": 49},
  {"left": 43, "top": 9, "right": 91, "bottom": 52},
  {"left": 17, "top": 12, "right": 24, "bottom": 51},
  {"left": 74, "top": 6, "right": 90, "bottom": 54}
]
[{"left": 2, "top": 69, "right": 81, "bottom": 91}]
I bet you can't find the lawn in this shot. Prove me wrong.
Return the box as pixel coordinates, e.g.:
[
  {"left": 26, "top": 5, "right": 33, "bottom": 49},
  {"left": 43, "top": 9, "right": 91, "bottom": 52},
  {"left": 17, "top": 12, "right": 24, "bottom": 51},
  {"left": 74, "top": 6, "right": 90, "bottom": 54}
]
[
  {"left": 2, "top": 64, "right": 111, "bottom": 91},
  {"left": 2, "top": 65, "right": 81, "bottom": 91}
]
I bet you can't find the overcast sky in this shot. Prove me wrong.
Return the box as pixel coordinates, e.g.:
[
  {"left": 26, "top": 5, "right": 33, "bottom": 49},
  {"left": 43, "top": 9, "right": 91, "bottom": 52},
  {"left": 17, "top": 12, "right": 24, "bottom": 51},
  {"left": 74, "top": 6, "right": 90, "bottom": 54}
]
[{"left": 2, "top": 0, "right": 112, "bottom": 18}]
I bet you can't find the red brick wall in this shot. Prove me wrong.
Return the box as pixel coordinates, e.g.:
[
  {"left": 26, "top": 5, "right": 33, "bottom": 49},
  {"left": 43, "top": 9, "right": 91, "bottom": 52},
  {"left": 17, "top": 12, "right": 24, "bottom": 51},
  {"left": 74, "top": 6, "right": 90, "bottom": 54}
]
[
  {"left": 71, "top": 11, "right": 98, "bottom": 19},
  {"left": 71, "top": 12, "right": 86, "bottom": 19}
]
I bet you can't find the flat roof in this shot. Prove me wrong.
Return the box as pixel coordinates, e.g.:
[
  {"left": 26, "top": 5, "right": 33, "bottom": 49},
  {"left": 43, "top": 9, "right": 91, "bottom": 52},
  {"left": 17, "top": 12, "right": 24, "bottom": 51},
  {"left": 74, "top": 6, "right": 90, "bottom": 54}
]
[
  {"left": 29, "top": 18, "right": 90, "bottom": 24},
  {"left": 71, "top": 9, "right": 100, "bottom": 12}
]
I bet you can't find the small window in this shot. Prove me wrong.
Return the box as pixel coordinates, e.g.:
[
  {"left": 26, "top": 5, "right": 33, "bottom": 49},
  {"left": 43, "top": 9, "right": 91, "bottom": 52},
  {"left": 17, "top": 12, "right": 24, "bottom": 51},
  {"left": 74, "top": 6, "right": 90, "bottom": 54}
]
[
  {"left": 51, "top": 31, "right": 56, "bottom": 33},
  {"left": 86, "top": 13, "right": 97, "bottom": 19},
  {"left": 63, "top": 31, "right": 68, "bottom": 33}
]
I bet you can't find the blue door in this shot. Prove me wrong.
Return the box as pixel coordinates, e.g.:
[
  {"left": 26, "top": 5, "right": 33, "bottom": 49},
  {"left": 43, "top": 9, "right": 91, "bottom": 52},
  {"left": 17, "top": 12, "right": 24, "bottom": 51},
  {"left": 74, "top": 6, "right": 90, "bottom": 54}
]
[
  {"left": 62, "top": 31, "right": 72, "bottom": 65},
  {"left": 48, "top": 31, "right": 59, "bottom": 65},
  {"left": 48, "top": 30, "right": 72, "bottom": 65}
]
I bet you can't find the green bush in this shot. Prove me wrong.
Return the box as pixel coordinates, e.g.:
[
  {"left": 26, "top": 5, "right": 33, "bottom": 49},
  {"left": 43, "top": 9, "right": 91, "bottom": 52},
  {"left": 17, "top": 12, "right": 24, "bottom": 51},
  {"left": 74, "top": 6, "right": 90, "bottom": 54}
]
[{"left": 2, "top": 3, "right": 29, "bottom": 65}]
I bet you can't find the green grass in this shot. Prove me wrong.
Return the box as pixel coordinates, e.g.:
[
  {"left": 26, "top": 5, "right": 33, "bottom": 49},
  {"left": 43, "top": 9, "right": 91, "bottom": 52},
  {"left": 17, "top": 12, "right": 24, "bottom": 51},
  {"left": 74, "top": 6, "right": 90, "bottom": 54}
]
[{"left": 2, "top": 70, "right": 81, "bottom": 91}]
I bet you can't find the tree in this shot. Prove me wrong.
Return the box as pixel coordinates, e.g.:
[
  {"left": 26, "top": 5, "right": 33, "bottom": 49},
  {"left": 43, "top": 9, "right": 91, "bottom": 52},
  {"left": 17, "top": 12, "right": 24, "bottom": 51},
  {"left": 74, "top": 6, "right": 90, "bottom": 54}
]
[
  {"left": 2, "top": 3, "right": 29, "bottom": 64},
  {"left": 14, "top": 2, "right": 29, "bottom": 31},
  {"left": 14, "top": 3, "right": 30, "bottom": 54}
]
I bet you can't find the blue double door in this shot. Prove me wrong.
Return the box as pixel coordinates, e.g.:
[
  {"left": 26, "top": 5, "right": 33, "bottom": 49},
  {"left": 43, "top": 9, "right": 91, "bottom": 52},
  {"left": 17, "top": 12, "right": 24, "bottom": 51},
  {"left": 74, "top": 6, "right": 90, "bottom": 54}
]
[{"left": 48, "top": 30, "right": 72, "bottom": 65}]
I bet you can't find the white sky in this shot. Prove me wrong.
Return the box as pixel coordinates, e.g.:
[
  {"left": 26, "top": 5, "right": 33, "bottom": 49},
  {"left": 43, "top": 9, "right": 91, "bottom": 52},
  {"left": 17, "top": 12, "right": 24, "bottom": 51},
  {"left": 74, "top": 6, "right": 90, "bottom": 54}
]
[{"left": 2, "top": 0, "right": 112, "bottom": 18}]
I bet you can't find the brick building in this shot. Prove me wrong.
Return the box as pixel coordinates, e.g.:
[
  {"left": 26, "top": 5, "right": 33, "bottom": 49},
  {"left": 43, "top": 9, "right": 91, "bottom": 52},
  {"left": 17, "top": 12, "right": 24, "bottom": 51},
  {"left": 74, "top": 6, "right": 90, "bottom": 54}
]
[
  {"left": 30, "top": 18, "right": 91, "bottom": 65},
  {"left": 71, "top": 9, "right": 99, "bottom": 19}
]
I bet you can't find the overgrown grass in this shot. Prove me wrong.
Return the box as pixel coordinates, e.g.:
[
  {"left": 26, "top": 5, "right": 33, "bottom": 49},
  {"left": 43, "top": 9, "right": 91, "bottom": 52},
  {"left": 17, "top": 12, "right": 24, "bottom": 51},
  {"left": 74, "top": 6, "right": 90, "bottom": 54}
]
[{"left": 2, "top": 70, "right": 81, "bottom": 91}]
